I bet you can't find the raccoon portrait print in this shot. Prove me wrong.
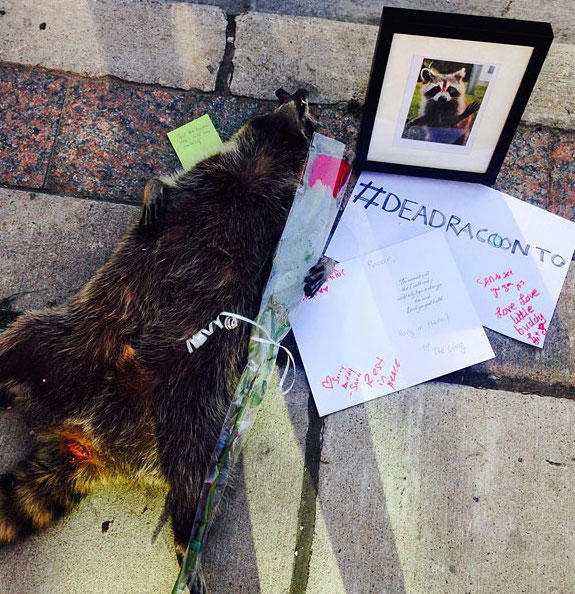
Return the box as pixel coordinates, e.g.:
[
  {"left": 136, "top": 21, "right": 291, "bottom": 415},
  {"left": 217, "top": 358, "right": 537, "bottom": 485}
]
[
  {"left": 404, "top": 66, "right": 480, "bottom": 146},
  {"left": 0, "top": 88, "right": 321, "bottom": 589}
]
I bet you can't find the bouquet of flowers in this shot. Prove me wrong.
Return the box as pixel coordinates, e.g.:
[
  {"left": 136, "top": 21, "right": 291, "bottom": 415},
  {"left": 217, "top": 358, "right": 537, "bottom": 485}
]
[{"left": 173, "top": 132, "right": 350, "bottom": 593}]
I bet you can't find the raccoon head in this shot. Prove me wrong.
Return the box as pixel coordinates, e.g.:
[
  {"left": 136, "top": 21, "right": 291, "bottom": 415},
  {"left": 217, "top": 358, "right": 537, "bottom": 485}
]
[
  {"left": 248, "top": 88, "right": 317, "bottom": 148},
  {"left": 274, "top": 88, "right": 318, "bottom": 141},
  {"left": 420, "top": 68, "right": 466, "bottom": 105}
]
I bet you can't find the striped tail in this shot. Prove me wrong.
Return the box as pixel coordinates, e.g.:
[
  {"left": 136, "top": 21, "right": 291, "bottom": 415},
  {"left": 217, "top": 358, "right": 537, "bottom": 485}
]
[{"left": 0, "top": 432, "right": 102, "bottom": 544}]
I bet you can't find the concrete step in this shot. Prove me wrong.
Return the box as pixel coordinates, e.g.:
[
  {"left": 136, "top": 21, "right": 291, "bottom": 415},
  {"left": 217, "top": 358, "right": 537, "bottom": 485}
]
[
  {"left": 250, "top": 0, "right": 575, "bottom": 44},
  {"left": 0, "top": 1, "right": 573, "bottom": 129},
  {"left": 110, "top": 0, "right": 575, "bottom": 43},
  {"left": 0, "top": 0, "right": 227, "bottom": 91}
]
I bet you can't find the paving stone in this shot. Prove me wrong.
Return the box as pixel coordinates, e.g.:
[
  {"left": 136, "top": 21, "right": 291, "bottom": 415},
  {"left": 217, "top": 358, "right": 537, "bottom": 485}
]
[
  {"left": 232, "top": 13, "right": 575, "bottom": 129},
  {"left": 0, "top": 441, "right": 178, "bottom": 593},
  {"left": 232, "top": 13, "right": 376, "bottom": 104},
  {"left": 0, "top": 64, "right": 67, "bottom": 188},
  {"left": 0, "top": 390, "right": 176, "bottom": 593},
  {"left": 252, "top": 0, "right": 575, "bottom": 43},
  {"left": 0, "top": 180, "right": 573, "bottom": 591},
  {"left": 0, "top": 183, "right": 314, "bottom": 592},
  {"left": 312, "top": 382, "right": 575, "bottom": 593},
  {"left": 0, "top": 0, "right": 226, "bottom": 91},
  {"left": 203, "top": 367, "right": 311, "bottom": 593},
  {"left": 309, "top": 402, "right": 405, "bottom": 594},
  {"left": 306, "top": 506, "right": 347, "bottom": 593},
  {"left": 45, "top": 79, "right": 266, "bottom": 202},
  {"left": 0, "top": 187, "right": 137, "bottom": 310},
  {"left": 522, "top": 43, "right": 575, "bottom": 130}
]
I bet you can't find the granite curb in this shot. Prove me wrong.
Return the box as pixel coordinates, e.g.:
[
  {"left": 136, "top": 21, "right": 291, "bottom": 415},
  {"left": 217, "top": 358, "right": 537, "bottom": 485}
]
[{"left": 0, "top": 0, "right": 227, "bottom": 91}]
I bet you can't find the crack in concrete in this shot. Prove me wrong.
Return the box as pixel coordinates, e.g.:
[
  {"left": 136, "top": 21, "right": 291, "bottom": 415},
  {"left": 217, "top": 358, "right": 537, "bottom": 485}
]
[
  {"left": 501, "top": 0, "right": 516, "bottom": 16},
  {"left": 289, "top": 396, "right": 324, "bottom": 594},
  {"left": 42, "top": 78, "right": 71, "bottom": 191},
  {"left": 215, "top": 14, "right": 237, "bottom": 95},
  {"left": 441, "top": 370, "right": 575, "bottom": 400}
]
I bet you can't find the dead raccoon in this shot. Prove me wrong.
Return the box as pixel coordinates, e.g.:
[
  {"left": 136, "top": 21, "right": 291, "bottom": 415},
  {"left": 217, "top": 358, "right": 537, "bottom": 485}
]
[
  {"left": 0, "top": 89, "right": 321, "bottom": 588},
  {"left": 404, "top": 67, "right": 479, "bottom": 145}
]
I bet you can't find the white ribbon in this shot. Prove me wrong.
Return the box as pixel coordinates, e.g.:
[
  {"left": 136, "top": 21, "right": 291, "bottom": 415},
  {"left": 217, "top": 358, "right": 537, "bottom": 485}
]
[
  {"left": 220, "top": 312, "right": 296, "bottom": 395},
  {"left": 186, "top": 311, "right": 296, "bottom": 395}
]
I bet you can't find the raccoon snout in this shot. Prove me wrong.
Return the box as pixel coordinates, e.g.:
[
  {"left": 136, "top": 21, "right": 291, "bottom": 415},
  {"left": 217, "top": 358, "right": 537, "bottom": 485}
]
[{"left": 436, "top": 95, "right": 449, "bottom": 103}]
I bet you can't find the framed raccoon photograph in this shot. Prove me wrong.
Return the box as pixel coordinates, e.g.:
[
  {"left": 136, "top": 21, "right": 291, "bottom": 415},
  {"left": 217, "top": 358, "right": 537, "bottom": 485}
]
[{"left": 355, "top": 8, "right": 553, "bottom": 185}]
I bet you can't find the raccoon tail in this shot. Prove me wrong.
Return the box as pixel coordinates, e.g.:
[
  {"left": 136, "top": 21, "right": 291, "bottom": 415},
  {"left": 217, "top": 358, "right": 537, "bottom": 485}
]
[{"left": 0, "top": 431, "right": 103, "bottom": 544}]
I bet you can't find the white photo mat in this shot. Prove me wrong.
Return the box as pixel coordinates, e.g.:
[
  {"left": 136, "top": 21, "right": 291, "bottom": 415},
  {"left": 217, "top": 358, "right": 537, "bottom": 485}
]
[{"left": 367, "top": 34, "right": 533, "bottom": 173}]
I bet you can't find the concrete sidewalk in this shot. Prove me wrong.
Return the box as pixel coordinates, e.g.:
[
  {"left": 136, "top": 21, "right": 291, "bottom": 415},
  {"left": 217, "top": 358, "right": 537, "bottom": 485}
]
[{"left": 0, "top": 1, "right": 574, "bottom": 593}]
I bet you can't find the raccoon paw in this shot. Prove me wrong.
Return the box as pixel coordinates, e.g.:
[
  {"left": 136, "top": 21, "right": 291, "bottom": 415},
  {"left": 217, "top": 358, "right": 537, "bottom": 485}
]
[
  {"left": 140, "top": 178, "right": 167, "bottom": 228},
  {"left": 304, "top": 256, "right": 336, "bottom": 298},
  {"left": 459, "top": 101, "right": 480, "bottom": 121}
]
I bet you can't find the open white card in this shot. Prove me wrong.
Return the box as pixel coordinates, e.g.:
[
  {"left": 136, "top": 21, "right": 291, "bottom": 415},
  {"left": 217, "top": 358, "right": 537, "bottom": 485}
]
[
  {"left": 327, "top": 172, "right": 575, "bottom": 348},
  {"left": 291, "top": 233, "right": 494, "bottom": 416}
]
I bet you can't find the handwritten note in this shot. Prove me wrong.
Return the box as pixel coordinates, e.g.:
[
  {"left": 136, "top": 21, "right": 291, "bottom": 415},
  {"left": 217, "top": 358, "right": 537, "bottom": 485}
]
[
  {"left": 291, "top": 233, "right": 494, "bottom": 416},
  {"left": 168, "top": 114, "right": 223, "bottom": 170},
  {"left": 326, "top": 172, "right": 575, "bottom": 348}
]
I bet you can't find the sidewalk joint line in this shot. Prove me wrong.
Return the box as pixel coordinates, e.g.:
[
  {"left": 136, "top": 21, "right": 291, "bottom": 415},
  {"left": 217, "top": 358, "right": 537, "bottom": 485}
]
[
  {"left": 289, "top": 396, "right": 324, "bottom": 594},
  {"left": 440, "top": 371, "right": 575, "bottom": 400},
  {"left": 215, "top": 14, "right": 237, "bottom": 95},
  {"left": 0, "top": 182, "right": 140, "bottom": 209}
]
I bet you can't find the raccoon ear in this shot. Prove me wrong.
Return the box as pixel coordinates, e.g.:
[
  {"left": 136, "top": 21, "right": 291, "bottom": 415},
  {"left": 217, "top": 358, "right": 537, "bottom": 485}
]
[
  {"left": 420, "top": 68, "right": 436, "bottom": 83},
  {"left": 275, "top": 88, "right": 292, "bottom": 104},
  {"left": 293, "top": 88, "right": 309, "bottom": 118},
  {"left": 454, "top": 68, "right": 466, "bottom": 81}
]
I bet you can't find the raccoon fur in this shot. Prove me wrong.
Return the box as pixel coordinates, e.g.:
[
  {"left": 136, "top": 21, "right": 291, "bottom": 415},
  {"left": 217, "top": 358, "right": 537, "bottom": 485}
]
[{"left": 0, "top": 89, "right": 318, "bottom": 580}]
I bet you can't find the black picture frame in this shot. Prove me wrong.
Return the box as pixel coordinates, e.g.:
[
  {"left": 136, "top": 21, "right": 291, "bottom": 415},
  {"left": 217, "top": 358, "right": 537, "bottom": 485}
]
[{"left": 355, "top": 8, "right": 553, "bottom": 185}]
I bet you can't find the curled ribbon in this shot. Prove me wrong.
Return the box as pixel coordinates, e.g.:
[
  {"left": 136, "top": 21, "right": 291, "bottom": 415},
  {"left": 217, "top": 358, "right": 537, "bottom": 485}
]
[
  {"left": 220, "top": 312, "right": 296, "bottom": 395},
  {"left": 185, "top": 311, "right": 296, "bottom": 395}
]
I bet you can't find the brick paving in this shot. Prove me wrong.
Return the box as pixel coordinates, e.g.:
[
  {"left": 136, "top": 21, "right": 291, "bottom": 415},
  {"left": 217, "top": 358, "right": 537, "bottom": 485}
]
[
  {"left": 0, "top": 65, "right": 67, "bottom": 188},
  {"left": 0, "top": 63, "right": 572, "bottom": 218}
]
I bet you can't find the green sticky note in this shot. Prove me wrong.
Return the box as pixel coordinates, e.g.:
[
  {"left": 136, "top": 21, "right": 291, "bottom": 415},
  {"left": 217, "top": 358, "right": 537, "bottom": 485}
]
[{"left": 167, "top": 114, "right": 223, "bottom": 170}]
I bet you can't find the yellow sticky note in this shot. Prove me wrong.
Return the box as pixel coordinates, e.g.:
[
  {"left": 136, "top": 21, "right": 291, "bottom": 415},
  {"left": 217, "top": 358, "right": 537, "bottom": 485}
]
[{"left": 167, "top": 114, "right": 223, "bottom": 170}]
